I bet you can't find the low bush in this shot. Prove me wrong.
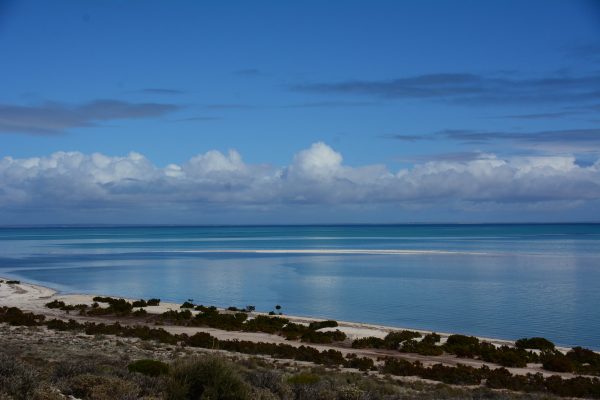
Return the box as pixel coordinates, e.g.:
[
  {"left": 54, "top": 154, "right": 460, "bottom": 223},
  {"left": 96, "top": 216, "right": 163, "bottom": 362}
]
[
  {"left": 45, "top": 300, "right": 66, "bottom": 309},
  {"left": 400, "top": 339, "right": 443, "bottom": 356},
  {"left": 242, "top": 315, "right": 288, "bottom": 334},
  {"left": 0, "top": 306, "right": 45, "bottom": 326},
  {"left": 61, "top": 373, "right": 140, "bottom": 400},
  {"left": 344, "top": 354, "right": 375, "bottom": 371},
  {"left": 287, "top": 373, "right": 320, "bottom": 385},
  {"left": 567, "top": 346, "right": 600, "bottom": 375},
  {"left": 444, "top": 334, "right": 480, "bottom": 357},
  {"left": 162, "top": 309, "right": 192, "bottom": 322},
  {"left": 147, "top": 298, "right": 161, "bottom": 306},
  {"left": 193, "top": 310, "right": 248, "bottom": 331},
  {"left": 351, "top": 336, "right": 385, "bottom": 349},
  {"left": 128, "top": 359, "right": 169, "bottom": 377},
  {"left": 383, "top": 330, "right": 421, "bottom": 349},
  {"left": 308, "top": 320, "right": 338, "bottom": 330},
  {"left": 479, "top": 343, "right": 529, "bottom": 368},
  {"left": 166, "top": 356, "right": 251, "bottom": 400},
  {"left": 46, "top": 319, "right": 81, "bottom": 331},
  {"left": 180, "top": 301, "right": 195, "bottom": 309},
  {"left": 88, "top": 297, "right": 133, "bottom": 315},
  {"left": 132, "top": 308, "right": 147, "bottom": 317},
  {"left": 543, "top": 354, "right": 575, "bottom": 373},
  {"left": 0, "top": 354, "right": 39, "bottom": 400},
  {"left": 300, "top": 329, "right": 346, "bottom": 344},
  {"left": 131, "top": 299, "right": 147, "bottom": 307},
  {"left": 515, "top": 337, "right": 555, "bottom": 351}
]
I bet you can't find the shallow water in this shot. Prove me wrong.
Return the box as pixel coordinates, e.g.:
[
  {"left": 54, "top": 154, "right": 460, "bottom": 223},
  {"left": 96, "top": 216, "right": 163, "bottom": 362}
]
[{"left": 0, "top": 224, "right": 598, "bottom": 348}]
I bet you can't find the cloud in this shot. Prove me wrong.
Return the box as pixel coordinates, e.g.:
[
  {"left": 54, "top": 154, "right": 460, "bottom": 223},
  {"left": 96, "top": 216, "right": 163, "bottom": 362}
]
[
  {"left": 500, "top": 111, "right": 582, "bottom": 120},
  {"left": 396, "top": 151, "right": 497, "bottom": 163},
  {"left": 386, "top": 128, "right": 600, "bottom": 153},
  {"left": 1, "top": 143, "right": 599, "bottom": 221},
  {"left": 292, "top": 72, "right": 600, "bottom": 105},
  {"left": 0, "top": 100, "right": 181, "bottom": 135}
]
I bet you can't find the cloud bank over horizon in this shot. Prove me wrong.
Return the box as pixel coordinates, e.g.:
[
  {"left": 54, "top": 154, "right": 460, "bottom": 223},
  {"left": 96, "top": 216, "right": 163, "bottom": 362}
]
[{"left": 1, "top": 142, "right": 599, "bottom": 224}]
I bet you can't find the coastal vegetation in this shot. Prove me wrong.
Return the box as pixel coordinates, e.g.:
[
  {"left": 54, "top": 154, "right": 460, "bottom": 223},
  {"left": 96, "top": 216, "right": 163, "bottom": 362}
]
[
  {"left": 40, "top": 297, "right": 600, "bottom": 375},
  {"left": 2, "top": 330, "right": 565, "bottom": 400},
  {"left": 2, "top": 305, "right": 600, "bottom": 398}
]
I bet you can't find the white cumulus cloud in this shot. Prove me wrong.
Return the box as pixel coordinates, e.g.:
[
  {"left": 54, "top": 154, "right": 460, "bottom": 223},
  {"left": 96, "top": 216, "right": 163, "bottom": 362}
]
[{"left": 0, "top": 142, "right": 599, "bottom": 223}]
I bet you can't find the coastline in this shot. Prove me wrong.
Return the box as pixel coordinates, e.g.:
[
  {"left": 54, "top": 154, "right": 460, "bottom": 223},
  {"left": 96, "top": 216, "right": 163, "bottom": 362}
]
[{"left": 0, "top": 275, "right": 575, "bottom": 354}]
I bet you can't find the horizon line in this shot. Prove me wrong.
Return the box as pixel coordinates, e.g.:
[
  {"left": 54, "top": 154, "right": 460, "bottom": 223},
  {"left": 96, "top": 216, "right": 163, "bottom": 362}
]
[{"left": 1, "top": 222, "right": 599, "bottom": 228}]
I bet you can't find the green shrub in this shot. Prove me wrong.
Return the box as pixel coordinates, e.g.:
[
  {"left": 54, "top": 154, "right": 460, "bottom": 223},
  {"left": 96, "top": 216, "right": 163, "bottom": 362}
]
[
  {"left": 132, "top": 308, "right": 147, "bottom": 317},
  {"left": 0, "top": 354, "right": 38, "bottom": 400},
  {"left": 444, "top": 334, "right": 480, "bottom": 357},
  {"left": 400, "top": 339, "right": 443, "bottom": 356},
  {"left": 479, "top": 343, "right": 529, "bottom": 368},
  {"left": 242, "top": 315, "right": 288, "bottom": 334},
  {"left": 147, "top": 298, "right": 161, "bottom": 306},
  {"left": 344, "top": 354, "right": 375, "bottom": 371},
  {"left": 128, "top": 359, "right": 169, "bottom": 377},
  {"left": 166, "top": 356, "right": 251, "bottom": 400},
  {"left": 383, "top": 330, "right": 421, "bottom": 349},
  {"left": 515, "top": 337, "right": 555, "bottom": 351},
  {"left": 308, "top": 320, "right": 338, "bottom": 330},
  {"left": 88, "top": 297, "right": 133, "bottom": 315},
  {"left": 162, "top": 309, "right": 192, "bottom": 321},
  {"left": 62, "top": 374, "right": 140, "bottom": 400},
  {"left": 180, "top": 301, "right": 195, "bottom": 309},
  {"left": 0, "top": 307, "right": 45, "bottom": 326},
  {"left": 422, "top": 332, "right": 441, "bottom": 344},
  {"left": 543, "top": 354, "right": 575, "bottom": 373},
  {"left": 351, "top": 336, "right": 385, "bottom": 349},
  {"left": 286, "top": 373, "right": 320, "bottom": 385},
  {"left": 45, "top": 300, "right": 66, "bottom": 309},
  {"left": 131, "top": 299, "right": 147, "bottom": 307},
  {"left": 300, "top": 329, "right": 346, "bottom": 344}
]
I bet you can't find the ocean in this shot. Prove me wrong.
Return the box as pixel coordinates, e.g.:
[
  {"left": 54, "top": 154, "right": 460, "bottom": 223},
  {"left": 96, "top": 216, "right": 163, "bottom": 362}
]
[{"left": 0, "top": 224, "right": 598, "bottom": 349}]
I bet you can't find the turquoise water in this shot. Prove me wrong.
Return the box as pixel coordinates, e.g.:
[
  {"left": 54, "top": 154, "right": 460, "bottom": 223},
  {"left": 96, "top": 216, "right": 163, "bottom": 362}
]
[{"left": 0, "top": 224, "right": 599, "bottom": 349}]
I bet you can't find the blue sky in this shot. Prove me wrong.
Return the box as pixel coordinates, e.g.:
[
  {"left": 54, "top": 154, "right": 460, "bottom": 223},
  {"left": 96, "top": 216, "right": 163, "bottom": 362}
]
[{"left": 0, "top": 0, "right": 599, "bottom": 224}]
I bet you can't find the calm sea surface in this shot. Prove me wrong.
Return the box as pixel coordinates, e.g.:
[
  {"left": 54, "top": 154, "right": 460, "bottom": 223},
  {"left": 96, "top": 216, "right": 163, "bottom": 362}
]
[{"left": 0, "top": 224, "right": 599, "bottom": 349}]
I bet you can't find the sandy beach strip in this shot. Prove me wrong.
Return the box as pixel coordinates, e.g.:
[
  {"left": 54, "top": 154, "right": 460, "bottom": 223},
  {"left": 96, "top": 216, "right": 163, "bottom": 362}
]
[
  {"left": 0, "top": 275, "right": 570, "bottom": 352},
  {"left": 3, "top": 276, "right": 596, "bottom": 379}
]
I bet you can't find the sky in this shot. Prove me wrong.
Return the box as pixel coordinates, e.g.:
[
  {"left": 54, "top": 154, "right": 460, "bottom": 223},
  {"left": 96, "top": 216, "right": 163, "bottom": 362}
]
[{"left": 0, "top": 0, "right": 599, "bottom": 224}]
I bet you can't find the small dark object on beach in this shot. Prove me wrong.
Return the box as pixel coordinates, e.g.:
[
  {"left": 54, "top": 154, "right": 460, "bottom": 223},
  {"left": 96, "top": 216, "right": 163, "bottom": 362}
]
[{"left": 6, "top": 280, "right": 20, "bottom": 284}]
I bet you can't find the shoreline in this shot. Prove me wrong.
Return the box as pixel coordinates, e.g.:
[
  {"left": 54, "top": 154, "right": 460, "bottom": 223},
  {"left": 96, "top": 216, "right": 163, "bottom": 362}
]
[{"left": 0, "top": 275, "right": 576, "bottom": 353}]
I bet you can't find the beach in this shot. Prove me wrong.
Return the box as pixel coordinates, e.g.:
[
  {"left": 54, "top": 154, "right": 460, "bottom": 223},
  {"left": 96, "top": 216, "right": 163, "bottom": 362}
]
[{"left": 0, "top": 276, "right": 581, "bottom": 378}]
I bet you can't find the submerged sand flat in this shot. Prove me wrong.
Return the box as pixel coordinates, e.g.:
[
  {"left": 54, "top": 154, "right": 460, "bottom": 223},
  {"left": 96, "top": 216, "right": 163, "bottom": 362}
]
[{"left": 174, "top": 249, "right": 492, "bottom": 255}]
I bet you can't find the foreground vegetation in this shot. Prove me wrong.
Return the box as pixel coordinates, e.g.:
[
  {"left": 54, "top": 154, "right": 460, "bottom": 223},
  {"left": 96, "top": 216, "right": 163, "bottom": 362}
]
[
  {"left": 353, "top": 331, "right": 600, "bottom": 375},
  {"left": 0, "top": 322, "right": 574, "bottom": 400},
  {"left": 2, "top": 305, "right": 600, "bottom": 398}
]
